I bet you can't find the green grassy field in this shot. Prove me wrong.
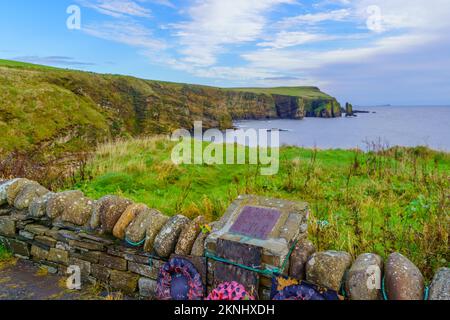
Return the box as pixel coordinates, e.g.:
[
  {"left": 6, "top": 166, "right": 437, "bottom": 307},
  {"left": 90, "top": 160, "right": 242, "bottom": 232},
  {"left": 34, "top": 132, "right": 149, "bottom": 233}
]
[{"left": 69, "top": 136, "right": 450, "bottom": 280}]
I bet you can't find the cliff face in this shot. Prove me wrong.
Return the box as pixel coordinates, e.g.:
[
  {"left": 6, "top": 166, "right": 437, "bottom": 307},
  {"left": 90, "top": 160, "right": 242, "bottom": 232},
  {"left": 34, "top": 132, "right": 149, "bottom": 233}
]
[
  {"left": 304, "top": 99, "right": 342, "bottom": 118},
  {"left": 272, "top": 95, "right": 305, "bottom": 119}
]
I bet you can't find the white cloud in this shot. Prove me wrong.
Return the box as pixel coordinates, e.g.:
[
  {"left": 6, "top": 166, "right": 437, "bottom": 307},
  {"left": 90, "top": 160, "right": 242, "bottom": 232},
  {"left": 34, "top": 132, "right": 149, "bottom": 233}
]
[
  {"left": 277, "top": 9, "right": 350, "bottom": 28},
  {"left": 76, "top": 0, "right": 450, "bottom": 103},
  {"left": 169, "top": 0, "right": 296, "bottom": 66},
  {"left": 78, "top": 0, "right": 152, "bottom": 18},
  {"left": 353, "top": 0, "right": 450, "bottom": 32},
  {"left": 83, "top": 21, "right": 166, "bottom": 51},
  {"left": 257, "top": 31, "right": 333, "bottom": 49},
  {"left": 244, "top": 33, "right": 439, "bottom": 71},
  {"left": 150, "top": 0, "right": 176, "bottom": 8}
]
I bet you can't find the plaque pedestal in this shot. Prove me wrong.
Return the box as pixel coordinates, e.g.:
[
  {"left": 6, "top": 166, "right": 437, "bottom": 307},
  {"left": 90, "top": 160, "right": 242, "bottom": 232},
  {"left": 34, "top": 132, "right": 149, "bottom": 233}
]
[{"left": 205, "top": 195, "right": 309, "bottom": 299}]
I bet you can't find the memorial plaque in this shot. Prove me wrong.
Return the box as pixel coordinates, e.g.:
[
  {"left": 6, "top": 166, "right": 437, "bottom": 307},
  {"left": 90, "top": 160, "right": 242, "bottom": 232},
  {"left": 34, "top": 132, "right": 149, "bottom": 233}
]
[{"left": 229, "top": 206, "right": 281, "bottom": 240}]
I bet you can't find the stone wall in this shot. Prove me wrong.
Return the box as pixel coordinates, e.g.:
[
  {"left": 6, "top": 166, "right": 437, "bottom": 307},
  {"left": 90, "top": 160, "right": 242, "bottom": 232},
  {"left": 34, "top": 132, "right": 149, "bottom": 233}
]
[
  {"left": 0, "top": 178, "right": 448, "bottom": 300},
  {"left": 0, "top": 178, "right": 211, "bottom": 298}
]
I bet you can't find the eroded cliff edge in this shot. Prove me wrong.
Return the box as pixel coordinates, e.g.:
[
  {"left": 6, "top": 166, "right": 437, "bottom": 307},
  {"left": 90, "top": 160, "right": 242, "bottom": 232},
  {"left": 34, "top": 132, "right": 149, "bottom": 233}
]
[{"left": 0, "top": 60, "right": 341, "bottom": 159}]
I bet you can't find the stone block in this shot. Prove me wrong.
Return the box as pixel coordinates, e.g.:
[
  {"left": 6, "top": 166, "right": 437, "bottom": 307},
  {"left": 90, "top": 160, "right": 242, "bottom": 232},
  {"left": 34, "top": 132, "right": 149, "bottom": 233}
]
[
  {"left": 127, "top": 260, "right": 165, "bottom": 280},
  {"left": 91, "top": 264, "right": 111, "bottom": 283},
  {"left": 289, "top": 239, "right": 316, "bottom": 280},
  {"left": 8, "top": 239, "right": 30, "bottom": 257},
  {"left": 306, "top": 251, "right": 352, "bottom": 291},
  {"left": 78, "top": 232, "right": 115, "bottom": 245},
  {"left": 98, "top": 253, "right": 127, "bottom": 271},
  {"left": 385, "top": 252, "right": 424, "bottom": 300},
  {"left": 68, "top": 239, "right": 105, "bottom": 252},
  {"left": 139, "top": 277, "right": 157, "bottom": 299},
  {"left": 31, "top": 245, "right": 49, "bottom": 261},
  {"left": 24, "top": 224, "right": 49, "bottom": 236},
  {"left": 429, "top": 268, "right": 450, "bottom": 301},
  {"left": 71, "top": 251, "right": 101, "bottom": 264},
  {"left": 69, "top": 257, "right": 92, "bottom": 279},
  {"left": 35, "top": 235, "right": 57, "bottom": 248},
  {"left": 110, "top": 270, "right": 139, "bottom": 295},
  {"left": 346, "top": 253, "right": 383, "bottom": 300},
  {"left": 0, "top": 216, "right": 16, "bottom": 237},
  {"left": 48, "top": 248, "right": 69, "bottom": 265}
]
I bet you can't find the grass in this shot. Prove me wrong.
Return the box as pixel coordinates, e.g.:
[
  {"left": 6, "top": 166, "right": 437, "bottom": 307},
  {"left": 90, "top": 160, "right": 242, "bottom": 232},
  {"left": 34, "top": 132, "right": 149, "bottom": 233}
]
[
  {"left": 227, "top": 86, "right": 332, "bottom": 99},
  {"left": 0, "top": 244, "right": 12, "bottom": 262},
  {"left": 0, "top": 59, "right": 60, "bottom": 71},
  {"left": 70, "top": 136, "right": 450, "bottom": 280}
]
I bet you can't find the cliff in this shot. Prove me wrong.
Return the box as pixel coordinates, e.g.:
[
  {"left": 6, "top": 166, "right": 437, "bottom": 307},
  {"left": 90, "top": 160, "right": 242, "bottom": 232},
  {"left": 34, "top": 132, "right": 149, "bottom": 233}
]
[{"left": 0, "top": 59, "right": 341, "bottom": 159}]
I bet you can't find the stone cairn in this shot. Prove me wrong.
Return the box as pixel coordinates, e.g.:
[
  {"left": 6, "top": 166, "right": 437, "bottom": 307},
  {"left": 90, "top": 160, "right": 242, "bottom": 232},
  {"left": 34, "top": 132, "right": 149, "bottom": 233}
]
[{"left": 0, "top": 178, "right": 448, "bottom": 300}]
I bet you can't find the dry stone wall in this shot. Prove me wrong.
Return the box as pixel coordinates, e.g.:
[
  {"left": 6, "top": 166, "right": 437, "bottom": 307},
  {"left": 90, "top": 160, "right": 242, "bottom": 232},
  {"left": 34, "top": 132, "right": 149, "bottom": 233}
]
[{"left": 0, "top": 178, "right": 448, "bottom": 300}]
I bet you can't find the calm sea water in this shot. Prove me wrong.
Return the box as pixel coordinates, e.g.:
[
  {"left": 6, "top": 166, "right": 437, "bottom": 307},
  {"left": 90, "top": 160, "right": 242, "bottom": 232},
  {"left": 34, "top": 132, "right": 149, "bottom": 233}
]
[{"left": 234, "top": 106, "right": 450, "bottom": 151}]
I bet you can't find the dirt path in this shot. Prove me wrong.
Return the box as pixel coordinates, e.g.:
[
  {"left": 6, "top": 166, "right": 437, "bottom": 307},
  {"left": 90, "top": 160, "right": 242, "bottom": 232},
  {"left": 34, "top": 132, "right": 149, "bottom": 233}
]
[{"left": 0, "top": 258, "right": 103, "bottom": 300}]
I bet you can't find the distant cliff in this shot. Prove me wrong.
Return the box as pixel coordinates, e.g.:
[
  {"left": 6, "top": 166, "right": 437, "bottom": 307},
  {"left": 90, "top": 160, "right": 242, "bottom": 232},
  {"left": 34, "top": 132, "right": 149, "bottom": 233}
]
[{"left": 0, "top": 59, "right": 341, "bottom": 159}]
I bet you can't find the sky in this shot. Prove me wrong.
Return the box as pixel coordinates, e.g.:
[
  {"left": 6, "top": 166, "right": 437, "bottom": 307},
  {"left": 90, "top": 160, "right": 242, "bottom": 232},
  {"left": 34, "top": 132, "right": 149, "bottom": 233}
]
[{"left": 1, "top": 0, "right": 450, "bottom": 105}]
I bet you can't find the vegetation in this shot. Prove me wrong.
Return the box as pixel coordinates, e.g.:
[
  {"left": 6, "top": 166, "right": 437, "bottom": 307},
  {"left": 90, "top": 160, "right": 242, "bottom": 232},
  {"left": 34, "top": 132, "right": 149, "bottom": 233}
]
[
  {"left": 0, "top": 244, "right": 12, "bottom": 261},
  {"left": 0, "top": 59, "right": 340, "bottom": 188},
  {"left": 70, "top": 136, "right": 449, "bottom": 280},
  {"left": 227, "top": 86, "right": 332, "bottom": 99}
]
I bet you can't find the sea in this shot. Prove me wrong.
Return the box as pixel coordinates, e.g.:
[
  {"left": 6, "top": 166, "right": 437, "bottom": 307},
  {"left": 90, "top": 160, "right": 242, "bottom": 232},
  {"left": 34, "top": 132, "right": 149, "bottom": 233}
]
[{"left": 233, "top": 106, "right": 450, "bottom": 151}]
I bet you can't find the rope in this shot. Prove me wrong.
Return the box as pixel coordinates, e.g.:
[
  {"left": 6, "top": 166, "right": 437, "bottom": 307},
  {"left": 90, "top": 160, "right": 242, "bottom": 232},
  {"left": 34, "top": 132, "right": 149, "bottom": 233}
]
[
  {"left": 204, "top": 240, "right": 298, "bottom": 277},
  {"left": 340, "top": 282, "right": 348, "bottom": 299},
  {"left": 382, "top": 276, "right": 388, "bottom": 301},
  {"left": 125, "top": 237, "right": 145, "bottom": 247},
  {"left": 382, "top": 276, "right": 429, "bottom": 301},
  {"left": 424, "top": 285, "right": 430, "bottom": 301}
]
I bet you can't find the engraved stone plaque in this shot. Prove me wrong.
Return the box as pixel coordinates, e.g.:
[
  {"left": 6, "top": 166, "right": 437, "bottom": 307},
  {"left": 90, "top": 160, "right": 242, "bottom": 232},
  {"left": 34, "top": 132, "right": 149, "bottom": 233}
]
[{"left": 229, "top": 206, "right": 281, "bottom": 240}]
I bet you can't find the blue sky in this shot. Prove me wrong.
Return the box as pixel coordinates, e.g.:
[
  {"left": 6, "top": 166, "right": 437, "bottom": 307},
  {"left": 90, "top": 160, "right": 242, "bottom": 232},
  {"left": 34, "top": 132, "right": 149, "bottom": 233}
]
[{"left": 1, "top": 0, "right": 449, "bottom": 105}]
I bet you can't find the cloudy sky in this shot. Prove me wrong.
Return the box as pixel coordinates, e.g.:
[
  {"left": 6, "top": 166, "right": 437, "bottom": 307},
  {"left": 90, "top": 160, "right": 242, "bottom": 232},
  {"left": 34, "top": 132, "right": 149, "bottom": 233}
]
[{"left": 1, "top": 0, "right": 449, "bottom": 105}]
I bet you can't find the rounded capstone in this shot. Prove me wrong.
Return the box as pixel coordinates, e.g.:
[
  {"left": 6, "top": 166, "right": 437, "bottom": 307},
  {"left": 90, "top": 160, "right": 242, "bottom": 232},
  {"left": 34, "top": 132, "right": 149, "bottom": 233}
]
[
  {"left": 190, "top": 231, "right": 208, "bottom": 257},
  {"left": 28, "top": 192, "right": 56, "bottom": 218},
  {"left": 14, "top": 183, "right": 50, "bottom": 210},
  {"left": 345, "top": 253, "right": 383, "bottom": 300},
  {"left": 429, "top": 267, "right": 450, "bottom": 300},
  {"left": 190, "top": 221, "right": 216, "bottom": 257},
  {"left": 113, "top": 203, "right": 147, "bottom": 240},
  {"left": 97, "top": 196, "right": 132, "bottom": 234},
  {"left": 175, "top": 216, "right": 205, "bottom": 256},
  {"left": 153, "top": 215, "right": 190, "bottom": 258},
  {"left": 143, "top": 213, "right": 169, "bottom": 253},
  {"left": 6, "top": 178, "right": 35, "bottom": 206},
  {"left": 125, "top": 207, "right": 157, "bottom": 243},
  {"left": 385, "top": 252, "right": 424, "bottom": 300},
  {"left": 0, "top": 179, "right": 18, "bottom": 205},
  {"left": 46, "top": 190, "right": 94, "bottom": 226},
  {"left": 306, "top": 250, "right": 352, "bottom": 291},
  {"left": 289, "top": 239, "right": 316, "bottom": 280},
  {"left": 61, "top": 195, "right": 95, "bottom": 226},
  {"left": 46, "top": 190, "right": 84, "bottom": 219}
]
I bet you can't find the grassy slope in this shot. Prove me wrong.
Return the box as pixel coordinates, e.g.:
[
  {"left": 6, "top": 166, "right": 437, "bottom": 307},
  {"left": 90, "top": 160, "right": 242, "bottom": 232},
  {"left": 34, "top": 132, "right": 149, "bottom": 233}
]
[
  {"left": 71, "top": 137, "right": 450, "bottom": 280},
  {"left": 0, "top": 59, "right": 335, "bottom": 157}
]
